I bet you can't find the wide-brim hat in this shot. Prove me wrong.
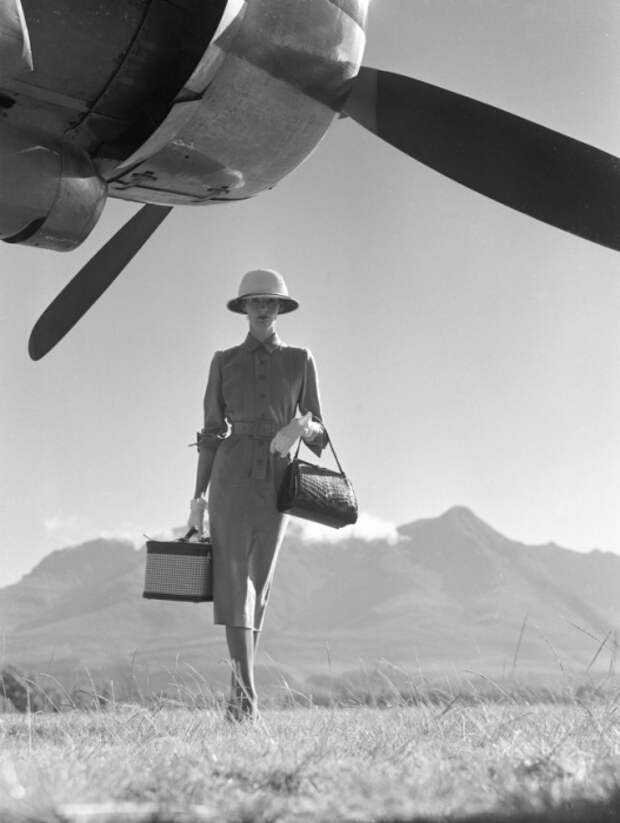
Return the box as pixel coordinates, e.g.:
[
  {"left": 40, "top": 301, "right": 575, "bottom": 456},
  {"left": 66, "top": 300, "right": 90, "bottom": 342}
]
[{"left": 227, "top": 268, "right": 299, "bottom": 314}]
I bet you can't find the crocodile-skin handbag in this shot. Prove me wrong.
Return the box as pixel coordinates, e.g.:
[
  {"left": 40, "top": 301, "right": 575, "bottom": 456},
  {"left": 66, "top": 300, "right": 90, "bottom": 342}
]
[
  {"left": 143, "top": 529, "right": 213, "bottom": 602},
  {"left": 277, "top": 433, "right": 358, "bottom": 529}
]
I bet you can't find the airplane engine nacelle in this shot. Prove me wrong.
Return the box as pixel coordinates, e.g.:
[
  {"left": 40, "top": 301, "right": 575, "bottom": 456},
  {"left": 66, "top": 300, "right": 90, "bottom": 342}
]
[{"left": 0, "top": 124, "right": 107, "bottom": 251}]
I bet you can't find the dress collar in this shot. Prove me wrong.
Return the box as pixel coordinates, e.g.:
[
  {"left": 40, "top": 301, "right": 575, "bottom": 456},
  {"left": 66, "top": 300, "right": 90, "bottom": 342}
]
[{"left": 242, "top": 331, "right": 282, "bottom": 353}]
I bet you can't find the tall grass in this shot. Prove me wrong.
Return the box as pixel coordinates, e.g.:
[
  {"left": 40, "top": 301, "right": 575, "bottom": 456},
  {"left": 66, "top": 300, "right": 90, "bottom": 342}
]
[{"left": 1, "top": 666, "right": 620, "bottom": 822}]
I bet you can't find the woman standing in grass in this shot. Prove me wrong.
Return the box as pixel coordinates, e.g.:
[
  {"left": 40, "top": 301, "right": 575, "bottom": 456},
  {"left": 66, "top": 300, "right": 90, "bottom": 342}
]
[{"left": 188, "top": 269, "right": 327, "bottom": 721}]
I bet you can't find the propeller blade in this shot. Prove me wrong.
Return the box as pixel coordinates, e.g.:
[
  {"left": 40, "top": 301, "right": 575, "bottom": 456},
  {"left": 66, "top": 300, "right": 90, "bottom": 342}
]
[
  {"left": 0, "top": 0, "right": 33, "bottom": 76},
  {"left": 28, "top": 204, "right": 172, "bottom": 361},
  {"left": 344, "top": 67, "right": 620, "bottom": 251}
]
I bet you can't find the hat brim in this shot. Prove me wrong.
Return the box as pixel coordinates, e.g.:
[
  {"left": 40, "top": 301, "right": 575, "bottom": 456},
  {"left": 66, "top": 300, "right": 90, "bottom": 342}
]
[{"left": 227, "top": 294, "right": 299, "bottom": 314}]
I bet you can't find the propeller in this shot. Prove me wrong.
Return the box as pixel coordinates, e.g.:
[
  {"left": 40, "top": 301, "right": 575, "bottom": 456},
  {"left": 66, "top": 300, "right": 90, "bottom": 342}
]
[
  {"left": 344, "top": 67, "right": 620, "bottom": 251},
  {"left": 28, "top": 204, "right": 172, "bottom": 360},
  {"left": 0, "top": 0, "right": 33, "bottom": 76}
]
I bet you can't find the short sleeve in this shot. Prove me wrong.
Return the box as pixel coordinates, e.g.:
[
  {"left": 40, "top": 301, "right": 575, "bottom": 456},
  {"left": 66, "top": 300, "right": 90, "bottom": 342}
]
[
  {"left": 197, "top": 352, "right": 228, "bottom": 453},
  {"left": 298, "top": 349, "right": 329, "bottom": 457}
]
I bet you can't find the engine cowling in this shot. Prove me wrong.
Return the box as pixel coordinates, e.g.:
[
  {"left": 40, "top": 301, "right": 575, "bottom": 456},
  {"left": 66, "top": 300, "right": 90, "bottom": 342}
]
[
  {"left": 0, "top": 124, "right": 107, "bottom": 251},
  {"left": 105, "top": 0, "right": 369, "bottom": 205}
]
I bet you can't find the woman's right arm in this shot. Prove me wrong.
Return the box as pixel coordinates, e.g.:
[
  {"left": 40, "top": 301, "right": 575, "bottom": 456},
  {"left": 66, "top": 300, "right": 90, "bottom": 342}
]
[
  {"left": 191, "top": 352, "right": 227, "bottom": 500},
  {"left": 193, "top": 448, "right": 215, "bottom": 499}
]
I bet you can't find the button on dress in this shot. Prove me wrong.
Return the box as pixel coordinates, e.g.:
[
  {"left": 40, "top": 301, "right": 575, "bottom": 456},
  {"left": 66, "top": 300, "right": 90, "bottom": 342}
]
[{"left": 197, "top": 332, "right": 327, "bottom": 630}]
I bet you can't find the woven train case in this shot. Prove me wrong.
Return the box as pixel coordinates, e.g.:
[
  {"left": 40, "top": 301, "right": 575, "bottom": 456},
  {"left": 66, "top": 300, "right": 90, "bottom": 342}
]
[
  {"left": 277, "top": 433, "right": 358, "bottom": 529},
  {"left": 143, "top": 529, "right": 213, "bottom": 603}
]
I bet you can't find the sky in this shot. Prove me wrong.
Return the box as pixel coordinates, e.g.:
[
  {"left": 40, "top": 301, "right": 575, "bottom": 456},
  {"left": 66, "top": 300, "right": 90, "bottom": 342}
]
[{"left": 1, "top": 0, "right": 619, "bottom": 587}]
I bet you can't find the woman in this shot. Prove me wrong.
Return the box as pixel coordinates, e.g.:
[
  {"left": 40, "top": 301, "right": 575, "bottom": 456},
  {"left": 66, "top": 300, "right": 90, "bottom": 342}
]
[{"left": 188, "top": 268, "right": 327, "bottom": 721}]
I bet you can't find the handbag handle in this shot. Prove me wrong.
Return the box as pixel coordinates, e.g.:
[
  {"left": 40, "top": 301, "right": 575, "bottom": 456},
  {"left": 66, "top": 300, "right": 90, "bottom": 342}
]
[{"left": 292, "top": 427, "right": 348, "bottom": 476}]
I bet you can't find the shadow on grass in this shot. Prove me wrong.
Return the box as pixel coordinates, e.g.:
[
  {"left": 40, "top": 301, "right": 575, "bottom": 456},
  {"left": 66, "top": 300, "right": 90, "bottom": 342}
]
[
  {"left": 2, "top": 792, "right": 620, "bottom": 823},
  {"left": 409, "top": 788, "right": 620, "bottom": 823}
]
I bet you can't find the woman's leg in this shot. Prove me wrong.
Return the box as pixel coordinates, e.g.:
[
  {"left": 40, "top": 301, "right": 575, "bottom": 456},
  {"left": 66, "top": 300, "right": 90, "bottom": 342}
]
[{"left": 225, "top": 625, "right": 257, "bottom": 718}]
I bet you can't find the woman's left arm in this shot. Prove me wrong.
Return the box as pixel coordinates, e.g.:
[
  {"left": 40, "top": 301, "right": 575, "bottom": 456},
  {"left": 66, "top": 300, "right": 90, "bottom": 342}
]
[
  {"left": 270, "top": 349, "right": 329, "bottom": 458},
  {"left": 298, "top": 349, "right": 329, "bottom": 457}
]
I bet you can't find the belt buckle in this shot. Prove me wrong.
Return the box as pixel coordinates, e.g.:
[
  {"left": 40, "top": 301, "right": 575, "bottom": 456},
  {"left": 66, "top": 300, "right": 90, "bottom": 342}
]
[{"left": 257, "top": 421, "right": 272, "bottom": 438}]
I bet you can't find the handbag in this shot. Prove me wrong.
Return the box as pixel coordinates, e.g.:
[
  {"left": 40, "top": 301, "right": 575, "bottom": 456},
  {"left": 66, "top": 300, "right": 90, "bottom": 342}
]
[
  {"left": 277, "top": 432, "right": 358, "bottom": 528},
  {"left": 143, "top": 528, "right": 213, "bottom": 602}
]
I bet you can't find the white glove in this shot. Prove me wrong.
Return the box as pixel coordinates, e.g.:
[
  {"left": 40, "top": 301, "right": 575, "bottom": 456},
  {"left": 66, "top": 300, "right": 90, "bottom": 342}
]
[
  {"left": 270, "top": 412, "right": 319, "bottom": 456},
  {"left": 187, "top": 498, "right": 207, "bottom": 537}
]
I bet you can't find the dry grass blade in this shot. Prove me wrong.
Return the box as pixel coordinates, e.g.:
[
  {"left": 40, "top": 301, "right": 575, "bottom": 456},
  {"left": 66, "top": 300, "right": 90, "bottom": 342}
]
[
  {"left": 511, "top": 614, "right": 528, "bottom": 676},
  {"left": 586, "top": 631, "right": 611, "bottom": 674}
]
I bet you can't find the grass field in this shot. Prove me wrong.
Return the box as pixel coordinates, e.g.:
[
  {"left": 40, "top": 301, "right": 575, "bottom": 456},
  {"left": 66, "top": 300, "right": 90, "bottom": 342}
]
[{"left": 1, "top": 679, "right": 620, "bottom": 823}]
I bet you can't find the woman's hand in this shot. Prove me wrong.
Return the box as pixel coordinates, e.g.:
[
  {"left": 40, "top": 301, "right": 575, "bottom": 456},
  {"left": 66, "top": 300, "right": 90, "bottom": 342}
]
[
  {"left": 187, "top": 497, "right": 207, "bottom": 536},
  {"left": 270, "top": 412, "right": 315, "bottom": 456}
]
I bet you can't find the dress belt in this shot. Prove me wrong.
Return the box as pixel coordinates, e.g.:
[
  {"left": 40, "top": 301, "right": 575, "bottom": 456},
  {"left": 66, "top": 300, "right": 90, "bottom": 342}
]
[{"left": 231, "top": 420, "right": 279, "bottom": 438}]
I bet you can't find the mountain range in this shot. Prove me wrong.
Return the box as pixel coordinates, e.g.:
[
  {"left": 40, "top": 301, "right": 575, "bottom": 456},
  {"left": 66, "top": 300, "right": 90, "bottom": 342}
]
[{"left": 1, "top": 506, "right": 618, "bottom": 697}]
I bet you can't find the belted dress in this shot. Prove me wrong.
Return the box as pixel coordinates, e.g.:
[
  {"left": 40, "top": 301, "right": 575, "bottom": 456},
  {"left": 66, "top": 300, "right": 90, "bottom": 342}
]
[{"left": 197, "top": 331, "right": 327, "bottom": 631}]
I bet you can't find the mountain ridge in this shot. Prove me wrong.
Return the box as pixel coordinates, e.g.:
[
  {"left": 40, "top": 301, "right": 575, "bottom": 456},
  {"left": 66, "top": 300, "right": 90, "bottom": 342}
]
[{"left": 1, "top": 507, "right": 618, "bottom": 691}]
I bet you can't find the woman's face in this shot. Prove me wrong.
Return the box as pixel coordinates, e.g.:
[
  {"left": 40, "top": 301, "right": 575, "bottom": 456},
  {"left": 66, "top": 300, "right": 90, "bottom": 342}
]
[{"left": 243, "top": 297, "right": 280, "bottom": 337}]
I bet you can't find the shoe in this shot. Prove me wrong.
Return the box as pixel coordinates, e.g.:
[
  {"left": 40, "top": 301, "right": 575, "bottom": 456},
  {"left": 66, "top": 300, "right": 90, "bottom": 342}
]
[
  {"left": 240, "top": 696, "right": 259, "bottom": 721},
  {"left": 225, "top": 697, "right": 259, "bottom": 723},
  {"left": 225, "top": 700, "right": 243, "bottom": 723}
]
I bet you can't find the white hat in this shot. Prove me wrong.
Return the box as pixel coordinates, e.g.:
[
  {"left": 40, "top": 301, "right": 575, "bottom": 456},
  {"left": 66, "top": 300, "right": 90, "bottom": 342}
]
[{"left": 227, "top": 268, "right": 299, "bottom": 314}]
